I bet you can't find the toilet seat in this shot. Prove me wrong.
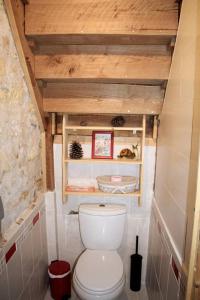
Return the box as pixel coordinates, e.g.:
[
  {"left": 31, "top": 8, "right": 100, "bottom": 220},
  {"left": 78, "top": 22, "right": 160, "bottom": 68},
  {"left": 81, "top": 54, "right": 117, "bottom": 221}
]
[{"left": 73, "top": 249, "right": 125, "bottom": 299}]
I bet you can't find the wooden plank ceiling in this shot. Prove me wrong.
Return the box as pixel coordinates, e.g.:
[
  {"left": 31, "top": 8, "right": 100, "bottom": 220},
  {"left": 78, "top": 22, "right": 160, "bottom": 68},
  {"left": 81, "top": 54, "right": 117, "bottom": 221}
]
[{"left": 24, "top": 0, "right": 179, "bottom": 115}]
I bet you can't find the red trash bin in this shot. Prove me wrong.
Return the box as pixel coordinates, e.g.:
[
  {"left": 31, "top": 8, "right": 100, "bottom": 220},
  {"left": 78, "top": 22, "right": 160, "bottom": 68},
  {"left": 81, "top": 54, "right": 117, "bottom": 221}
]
[{"left": 48, "top": 260, "right": 71, "bottom": 300}]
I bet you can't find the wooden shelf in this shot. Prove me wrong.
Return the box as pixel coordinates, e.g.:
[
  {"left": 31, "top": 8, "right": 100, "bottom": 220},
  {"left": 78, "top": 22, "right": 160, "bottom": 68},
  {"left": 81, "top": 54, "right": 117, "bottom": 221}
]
[
  {"left": 64, "top": 189, "right": 141, "bottom": 197},
  {"left": 65, "top": 158, "right": 142, "bottom": 165},
  {"left": 62, "top": 114, "right": 146, "bottom": 206},
  {"left": 65, "top": 126, "right": 143, "bottom": 131}
]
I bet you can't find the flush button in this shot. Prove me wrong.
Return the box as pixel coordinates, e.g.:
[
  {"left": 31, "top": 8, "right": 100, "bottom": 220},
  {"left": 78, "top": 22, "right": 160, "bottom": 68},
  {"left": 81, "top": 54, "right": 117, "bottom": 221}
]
[{"left": 99, "top": 204, "right": 105, "bottom": 207}]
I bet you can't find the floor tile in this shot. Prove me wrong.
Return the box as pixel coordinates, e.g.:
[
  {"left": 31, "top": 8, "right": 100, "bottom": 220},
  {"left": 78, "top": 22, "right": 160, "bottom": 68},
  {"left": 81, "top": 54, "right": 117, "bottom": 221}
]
[{"left": 44, "top": 286, "right": 148, "bottom": 300}]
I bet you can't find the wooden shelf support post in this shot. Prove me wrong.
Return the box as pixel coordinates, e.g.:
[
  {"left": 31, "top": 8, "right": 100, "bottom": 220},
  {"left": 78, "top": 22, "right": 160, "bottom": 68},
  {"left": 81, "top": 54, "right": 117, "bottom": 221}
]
[{"left": 138, "top": 115, "right": 146, "bottom": 206}]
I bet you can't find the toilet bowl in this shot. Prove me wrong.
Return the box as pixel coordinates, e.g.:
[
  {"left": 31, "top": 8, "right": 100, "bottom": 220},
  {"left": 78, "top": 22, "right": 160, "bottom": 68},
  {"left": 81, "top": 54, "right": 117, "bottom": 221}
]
[
  {"left": 73, "top": 204, "right": 127, "bottom": 300},
  {"left": 73, "top": 249, "right": 125, "bottom": 300}
]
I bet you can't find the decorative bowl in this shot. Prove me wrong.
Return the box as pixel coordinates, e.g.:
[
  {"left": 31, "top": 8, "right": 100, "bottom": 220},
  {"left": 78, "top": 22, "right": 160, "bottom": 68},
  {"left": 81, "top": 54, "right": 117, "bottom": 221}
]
[{"left": 96, "top": 175, "right": 137, "bottom": 194}]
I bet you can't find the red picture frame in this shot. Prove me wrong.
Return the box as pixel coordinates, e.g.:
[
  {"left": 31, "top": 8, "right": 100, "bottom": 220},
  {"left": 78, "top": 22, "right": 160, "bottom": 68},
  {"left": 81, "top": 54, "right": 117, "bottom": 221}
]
[{"left": 92, "top": 131, "right": 114, "bottom": 159}]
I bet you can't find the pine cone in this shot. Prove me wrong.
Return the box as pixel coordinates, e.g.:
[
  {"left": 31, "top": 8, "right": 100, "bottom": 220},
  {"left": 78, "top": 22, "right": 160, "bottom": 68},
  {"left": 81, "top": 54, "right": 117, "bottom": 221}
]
[
  {"left": 69, "top": 141, "right": 83, "bottom": 159},
  {"left": 111, "top": 116, "right": 125, "bottom": 127}
]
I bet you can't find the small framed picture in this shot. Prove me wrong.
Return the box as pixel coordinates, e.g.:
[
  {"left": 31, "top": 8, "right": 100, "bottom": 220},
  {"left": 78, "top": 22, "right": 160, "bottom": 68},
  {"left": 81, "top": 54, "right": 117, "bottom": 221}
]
[{"left": 92, "top": 131, "right": 114, "bottom": 159}]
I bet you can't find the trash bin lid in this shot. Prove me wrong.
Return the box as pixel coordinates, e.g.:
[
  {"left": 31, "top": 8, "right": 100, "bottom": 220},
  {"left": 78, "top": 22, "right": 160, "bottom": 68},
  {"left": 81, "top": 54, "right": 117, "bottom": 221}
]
[{"left": 49, "top": 260, "right": 70, "bottom": 276}]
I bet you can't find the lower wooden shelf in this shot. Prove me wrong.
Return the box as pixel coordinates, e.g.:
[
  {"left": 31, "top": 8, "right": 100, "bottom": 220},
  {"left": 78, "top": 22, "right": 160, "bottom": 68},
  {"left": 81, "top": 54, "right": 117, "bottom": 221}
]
[{"left": 64, "top": 189, "right": 141, "bottom": 196}]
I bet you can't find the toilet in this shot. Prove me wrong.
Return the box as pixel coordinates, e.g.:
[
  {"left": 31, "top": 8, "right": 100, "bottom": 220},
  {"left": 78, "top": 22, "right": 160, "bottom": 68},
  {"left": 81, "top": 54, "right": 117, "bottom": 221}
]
[{"left": 73, "top": 203, "right": 127, "bottom": 300}]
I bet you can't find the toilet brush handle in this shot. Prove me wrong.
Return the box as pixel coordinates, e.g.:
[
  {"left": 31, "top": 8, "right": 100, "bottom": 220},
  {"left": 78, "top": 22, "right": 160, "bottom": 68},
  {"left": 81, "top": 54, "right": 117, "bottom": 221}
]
[{"left": 136, "top": 236, "right": 139, "bottom": 254}]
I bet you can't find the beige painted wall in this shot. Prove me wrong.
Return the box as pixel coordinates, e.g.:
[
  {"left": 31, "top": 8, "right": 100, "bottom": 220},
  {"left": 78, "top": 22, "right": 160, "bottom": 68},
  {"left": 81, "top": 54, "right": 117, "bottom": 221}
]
[
  {"left": 0, "top": 1, "right": 42, "bottom": 232},
  {"left": 154, "top": 0, "right": 198, "bottom": 261}
]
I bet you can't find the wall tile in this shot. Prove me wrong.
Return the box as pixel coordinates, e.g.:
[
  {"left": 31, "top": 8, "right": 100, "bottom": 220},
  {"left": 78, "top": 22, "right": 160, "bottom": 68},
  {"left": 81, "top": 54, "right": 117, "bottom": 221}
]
[
  {"left": 7, "top": 249, "right": 23, "bottom": 300},
  {"left": 46, "top": 211, "right": 57, "bottom": 246},
  {"left": 32, "top": 219, "right": 42, "bottom": 268},
  {"left": 155, "top": 182, "right": 187, "bottom": 259},
  {"left": 40, "top": 210, "right": 48, "bottom": 262},
  {"left": 39, "top": 211, "right": 48, "bottom": 297},
  {"left": 153, "top": 227, "right": 162, "bottom": 283},
  {"left": 0, "top": 200, "right": 48, "bottom": 300},
  {"left": 149, "top": 265, "right": 162, "bottom": 300},
  {"left": 146, "top": 205, "right": 184, "bottom": 300},
  {"left": 159, "top": 238, "right": 171, "bottom": 299},
  {"left": 45, "top": 192, "right": 56, "bottom": 212},
  {"left": 38, "top": 258, "right": 49, "bottom": 299},
  {"left": 146, "top": 255, "right": 153, "bottom": 289},
  {"left": 166, "top": 267, "right": 179, "bottom": 300},
  {"left": 47, "top": 244, "right": 58, "bottom": 264},
  {"left": 0, "top": 263, "right": 10, "bottom": 300},
  {"left": 30, "top": 265, "right": 41, "bottom": 300},
  {"left": 19, "top": 284, "right": 31, "bottom": 300},
  {"left": 20, "top": 231, "right": 34, "bottom": 286}
]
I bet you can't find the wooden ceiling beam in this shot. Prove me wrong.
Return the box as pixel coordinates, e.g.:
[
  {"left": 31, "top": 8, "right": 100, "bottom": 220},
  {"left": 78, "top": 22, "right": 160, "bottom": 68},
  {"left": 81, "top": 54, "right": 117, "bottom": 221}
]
[
  {"left": 43, "top": 83, "right": 163, "bottom": 115},
  {"left": 25, "top": 0, "right": 178, "bottom": 46},
  {"left": 25, "top": 0, "right": 178, "bottom": 36},
  {"left": 35, "top": 54, "right": 171, "bottom": 82}
]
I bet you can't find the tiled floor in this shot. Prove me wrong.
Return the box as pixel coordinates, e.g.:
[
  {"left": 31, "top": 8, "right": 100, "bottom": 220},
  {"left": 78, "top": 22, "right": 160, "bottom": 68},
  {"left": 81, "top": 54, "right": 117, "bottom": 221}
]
[{"left": 44, "top": 286, "right": 148, "bottom": 300}]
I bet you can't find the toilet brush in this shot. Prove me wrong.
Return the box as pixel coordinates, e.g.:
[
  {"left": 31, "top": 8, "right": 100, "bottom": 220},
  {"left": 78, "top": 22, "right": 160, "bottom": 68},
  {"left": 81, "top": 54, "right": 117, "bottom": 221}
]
[{"left": 130, "top": 235, "right": 142, "bottom": 291}]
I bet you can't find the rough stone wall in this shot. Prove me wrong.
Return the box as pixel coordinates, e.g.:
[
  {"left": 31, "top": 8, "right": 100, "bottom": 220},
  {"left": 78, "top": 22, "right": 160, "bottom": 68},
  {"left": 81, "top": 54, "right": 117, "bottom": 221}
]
[{"left": 0, "top": 1, "right": 42, "bottom": 232}]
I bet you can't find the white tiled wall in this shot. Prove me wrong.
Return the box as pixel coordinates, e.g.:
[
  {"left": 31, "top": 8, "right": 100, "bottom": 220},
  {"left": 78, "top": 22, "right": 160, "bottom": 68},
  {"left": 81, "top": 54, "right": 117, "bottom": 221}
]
[
  {"left": 45, "top": 142, "right": 156, "bottom": 294},
  {"left": 0, "top": 196, "right": 48, "bottom": 300},
  {"left": 154, "top": 0, "right": 197, "bottom": 260},
  {"left": 146, "top": 201, "right": 186, "bottom": 300}
]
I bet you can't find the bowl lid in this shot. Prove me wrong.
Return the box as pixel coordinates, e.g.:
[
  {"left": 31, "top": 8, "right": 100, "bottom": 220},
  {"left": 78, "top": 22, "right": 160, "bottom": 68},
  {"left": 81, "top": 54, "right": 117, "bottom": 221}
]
[
  {"left": 79, "top": 203, "right": 126, "bottom": 216},
  {"left": 75, "top": 250, "right": 124, "bottom": 292}
]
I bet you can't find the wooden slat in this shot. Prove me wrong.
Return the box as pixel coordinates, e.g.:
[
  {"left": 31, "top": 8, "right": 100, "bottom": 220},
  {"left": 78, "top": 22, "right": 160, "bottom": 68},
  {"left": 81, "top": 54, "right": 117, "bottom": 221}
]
[
  {"left": 25, "top": 0, "right": 178, "bottom": 38},
  {"left": 4, "top": 0, "right": 46, "bottom": 130},
  {"left": 43, "top": 83, "right": 163, "bottom": 114},
  {"left": 35, "top": 54, "right": 171, "bottom": 82}
]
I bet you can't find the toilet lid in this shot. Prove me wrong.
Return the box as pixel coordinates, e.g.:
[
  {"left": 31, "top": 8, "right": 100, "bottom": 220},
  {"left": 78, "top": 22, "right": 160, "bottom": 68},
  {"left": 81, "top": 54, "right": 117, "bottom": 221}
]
[{"left": 75, "top": 250, "right": 124, "bottom": 292}]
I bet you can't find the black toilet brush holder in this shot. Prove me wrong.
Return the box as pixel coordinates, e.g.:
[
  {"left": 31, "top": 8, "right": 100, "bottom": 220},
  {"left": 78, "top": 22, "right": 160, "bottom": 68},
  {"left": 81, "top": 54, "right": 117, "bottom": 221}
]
[{"left": 130, "top": 235, "right": 143, "bottom": 291}]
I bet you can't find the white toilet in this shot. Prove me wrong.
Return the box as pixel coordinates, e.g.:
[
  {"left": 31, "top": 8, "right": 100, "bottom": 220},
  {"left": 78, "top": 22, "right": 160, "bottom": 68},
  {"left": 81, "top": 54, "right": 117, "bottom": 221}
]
[{"left": 73, "top": 203, "right": 127, "bottom": 300}]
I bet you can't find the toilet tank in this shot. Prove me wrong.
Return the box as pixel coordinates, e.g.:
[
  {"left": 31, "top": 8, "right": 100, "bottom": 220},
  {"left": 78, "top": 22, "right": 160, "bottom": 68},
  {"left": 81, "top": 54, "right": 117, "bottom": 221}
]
[{"left": 79, "top": 204, "right": 127, "bottom": 250}]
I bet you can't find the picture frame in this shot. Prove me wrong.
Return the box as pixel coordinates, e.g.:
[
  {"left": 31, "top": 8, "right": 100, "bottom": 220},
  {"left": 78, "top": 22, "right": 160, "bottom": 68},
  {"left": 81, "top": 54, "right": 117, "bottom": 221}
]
[{"left": 92, "top": 131, "right": 114, "bottom": 159}]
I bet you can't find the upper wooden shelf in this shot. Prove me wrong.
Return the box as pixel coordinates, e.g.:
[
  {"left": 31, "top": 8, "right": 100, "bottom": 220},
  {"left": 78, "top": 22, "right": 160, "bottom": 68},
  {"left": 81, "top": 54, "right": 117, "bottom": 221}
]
[
  {"left": 64, "top": 114, "right": 146, "bottom": 132},
  {"left": 25, "top": 0, "right": 178, "bottom": 45}
]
